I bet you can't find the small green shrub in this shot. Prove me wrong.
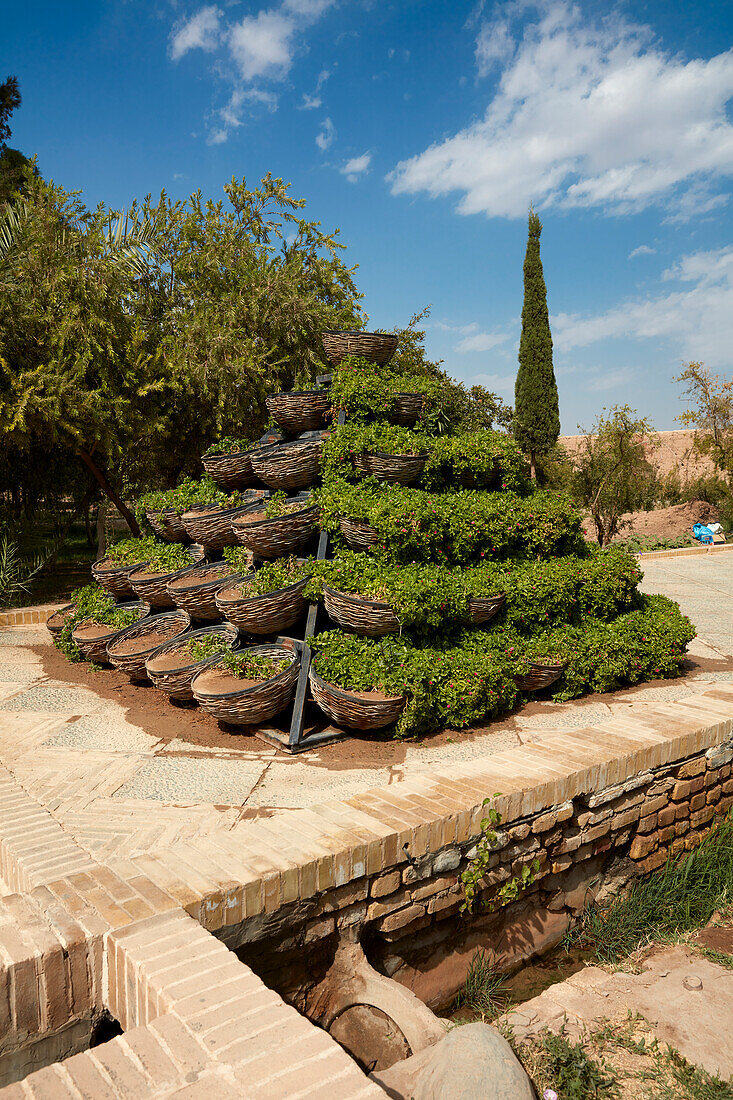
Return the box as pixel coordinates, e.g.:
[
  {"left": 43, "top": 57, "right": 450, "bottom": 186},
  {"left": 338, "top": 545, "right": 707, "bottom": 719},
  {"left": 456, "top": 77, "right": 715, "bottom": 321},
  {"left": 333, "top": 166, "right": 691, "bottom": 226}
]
[
  {"left": 215, "top": 650, "right": 289, "bottom": 680},
  {"left": 453, "top": 949, "right": 509, "bottom": 1017},
  {"left": 55, "top": 584, "right": 143, "bottom": 661},
  {"left": 104, "top": 537, "right": 191, "bottom": 574},
  {"left": 321, "top": 422, "right": 432, "bottom": 482},
  {"left": 422, "top": 431, "right": 530, "bottom": 494},
  {"left": 183, "top": 633, "right": 232, "bottom": 663},
  {"left": 528, "top": 1028, "right": 620, "bottom": 1100},
  {"left": 327, "top": 355, "right": 442, "bottom": 424},
  {"left": 202, "top": 437, "right": 253, "bottom": 457},
  {"left": 134, "top": 476, "right": 233, "bottom": 522}
]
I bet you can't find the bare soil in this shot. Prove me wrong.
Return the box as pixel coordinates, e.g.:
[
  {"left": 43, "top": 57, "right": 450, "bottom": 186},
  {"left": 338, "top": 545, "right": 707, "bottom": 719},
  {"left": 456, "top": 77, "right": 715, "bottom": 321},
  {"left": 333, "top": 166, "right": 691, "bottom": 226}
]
[
  {"left": 192, "top": 669, "right": 260, "bottom": 693},
  {"left": 111, "top": 623, "right": 187, "bottom": 655},
  {"left": 168, "top": 566, "right": 230, "bottom": 588},
  {"left": 585, "top": 498, "right": 722, "bottom": 544},
  {"left": 146, "top": 645, "right": 194, "bottom": 672},
  {"left": 74, "top": 622, "right": 115, "bottom": 640},
  {"left": 561, "top": 428, "right": 717, "bottom": 481}
]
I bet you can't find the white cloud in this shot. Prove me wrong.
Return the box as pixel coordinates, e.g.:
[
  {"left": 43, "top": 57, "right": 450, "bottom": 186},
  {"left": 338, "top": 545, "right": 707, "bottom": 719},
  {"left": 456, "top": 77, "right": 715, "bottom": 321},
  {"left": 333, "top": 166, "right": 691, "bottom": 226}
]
[
  {"left": 389, "top": 3, "right": 733, "bottom": 219},
  {"left": 300, "top": 68, "right": 331, "bottom": 109},
  {"left": 170, "top": 6, "right": 222, "bottom": 61},
  {"left": 340, "top": 152, "right": 372, "bottom": 182},
  {"left": 170, "top": 0, "right": 336, "bottom": 142},
  {"left": 475, "top": 17, "right": 514, "bottom": 76},
  {"left": 629, "top": 245, "right": 656, "bottom": 259},
  {"left": 456, "top": 329, "right": 509, "bottom": 353},
  {"left": 229, "top": 10, "right": 295, "bottom": 82},
  {"left": 316, "top": 117, "right": 336, "bottom": 151},
  {"left": 554, "top": 245, "right": 733, "bottom": 368}
]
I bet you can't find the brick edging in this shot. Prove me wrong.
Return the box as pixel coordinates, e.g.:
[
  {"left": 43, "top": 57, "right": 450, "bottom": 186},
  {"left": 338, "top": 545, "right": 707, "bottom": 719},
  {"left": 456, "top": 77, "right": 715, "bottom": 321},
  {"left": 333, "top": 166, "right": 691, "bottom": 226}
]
[
  {"left": 0, "top": 605, "right": 64, "bottom": 628},
  {"left": 636, "top": 543, "right": 732, "bottom": 561}
]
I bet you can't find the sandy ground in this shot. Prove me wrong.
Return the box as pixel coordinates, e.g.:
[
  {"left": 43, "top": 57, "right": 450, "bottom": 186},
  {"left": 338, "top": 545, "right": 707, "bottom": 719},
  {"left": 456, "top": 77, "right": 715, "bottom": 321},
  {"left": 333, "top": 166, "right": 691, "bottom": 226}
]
[{"left": 560, "top": 428, "right": 718, "bottom": 482}]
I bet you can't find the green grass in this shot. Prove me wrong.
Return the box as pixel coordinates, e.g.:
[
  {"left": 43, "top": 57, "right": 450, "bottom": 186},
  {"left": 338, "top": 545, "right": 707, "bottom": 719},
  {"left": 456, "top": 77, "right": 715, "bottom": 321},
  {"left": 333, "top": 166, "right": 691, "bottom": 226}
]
[
  {"left": 522, "top": 1028, "right": 620, "bottom": 1100},
  {"left": 566, "top": 816, "right": 733, "bottom": 963},
  {"left": 656, "top": 1047, "right": 733, "bottom": 1100},
  {"left": 453, "top": 948, "right": 510, "bottom": 1019},
  {"left": 696, "top": 945, "right": 733, "bottom": 970}
]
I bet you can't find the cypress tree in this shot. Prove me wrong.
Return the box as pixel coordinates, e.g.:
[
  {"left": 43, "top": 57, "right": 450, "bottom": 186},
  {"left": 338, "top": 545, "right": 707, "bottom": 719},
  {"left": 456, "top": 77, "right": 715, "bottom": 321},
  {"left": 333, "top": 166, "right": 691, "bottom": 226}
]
[{"left": 514, "top": 207, "right": 560, "bottom": 479}]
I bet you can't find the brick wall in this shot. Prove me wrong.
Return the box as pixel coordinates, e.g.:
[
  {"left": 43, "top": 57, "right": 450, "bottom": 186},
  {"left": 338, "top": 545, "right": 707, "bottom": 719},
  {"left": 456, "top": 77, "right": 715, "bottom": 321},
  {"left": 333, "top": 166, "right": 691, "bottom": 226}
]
[{"left": 231, "top": 729, "right": 733, "bottom": 1011}]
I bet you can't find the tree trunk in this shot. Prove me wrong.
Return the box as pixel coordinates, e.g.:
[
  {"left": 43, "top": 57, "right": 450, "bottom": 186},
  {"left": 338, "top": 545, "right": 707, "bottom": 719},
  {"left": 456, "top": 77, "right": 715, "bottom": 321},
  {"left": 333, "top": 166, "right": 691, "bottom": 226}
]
[
  {"left": 77, "top": 449, "right": 141, "bottom": 537},
  {"left": 96, "top": 499, "right": 107, "bottom": 559},
  {"left": 530, "top": 451, "right": 537, "bottom": 480}
]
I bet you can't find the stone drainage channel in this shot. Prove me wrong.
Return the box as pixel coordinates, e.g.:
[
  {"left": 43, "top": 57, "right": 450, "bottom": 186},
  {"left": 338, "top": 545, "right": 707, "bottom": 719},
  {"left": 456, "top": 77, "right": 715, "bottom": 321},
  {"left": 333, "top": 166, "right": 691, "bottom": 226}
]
[{"left": 1, "top": 660, "right": 733, "bottom": 1094}]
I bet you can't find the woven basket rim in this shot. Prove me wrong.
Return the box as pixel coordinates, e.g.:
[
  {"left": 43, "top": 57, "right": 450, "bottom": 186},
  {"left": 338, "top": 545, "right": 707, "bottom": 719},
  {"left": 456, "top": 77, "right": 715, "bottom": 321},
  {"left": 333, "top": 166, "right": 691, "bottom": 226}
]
[
  {"left": 93, "top": 556, "right": 150, "bottom": 575},
  {"left": 468, "top": 593, "right": 506, "bottom": 604},
  {"left": 108, "top": 611, "right": 190, "bottom": 657},
  {"left": 146, "top": 506, "right": 183, "bottom": 518},
  {"left": 167, "top": 560, "right": 238, "bottom": 594},
  {"left": 528, "top": 659, "right": 566, "bottom": 672},
  {"left": 217, "top": 574, "right": 310, "bottom": 608},
  {"left": 268, "top": 388, "right": 330, "bottom": 399},
  {"left": 129, "top": 561, "right": 198, "bottom": 585},
  {"left": 232, "top": 500, "right": 317, "bottom": 530},
  {"left": 322, "top": 584, "right": 394, "bottom": 614},
  {"left": 48, "top": 602, "right": 75, "bottom": 621},
  {"left": 146, "top": 624, "right": 238, "bottom": 675},
  {"left": 203, "top": 445, "right": 258, "bottom": 461},
  {"left": 322, "top": 329, "right": 398, "bottom": 338},
  {"left": 309, "top": 667, "right": 405, "bottom": 706},
  {"left": 181, "top": 502, "right": 254, "bottom": 522},
  {"left": 191, "top": 644, "right": 298, "bottom": 698},
  {"left": 367, "top": 450, "right": 430, "bottom": 461},
  {"left": 253, "top": 439, "right": 321, "bottom": 459}
]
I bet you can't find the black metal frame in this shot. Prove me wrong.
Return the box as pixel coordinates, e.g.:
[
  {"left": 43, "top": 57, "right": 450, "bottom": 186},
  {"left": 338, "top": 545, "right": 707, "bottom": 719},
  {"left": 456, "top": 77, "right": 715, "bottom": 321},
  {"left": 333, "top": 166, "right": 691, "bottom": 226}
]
[{"left": 254, "top": 407, "right": 349, "bottom": 754}]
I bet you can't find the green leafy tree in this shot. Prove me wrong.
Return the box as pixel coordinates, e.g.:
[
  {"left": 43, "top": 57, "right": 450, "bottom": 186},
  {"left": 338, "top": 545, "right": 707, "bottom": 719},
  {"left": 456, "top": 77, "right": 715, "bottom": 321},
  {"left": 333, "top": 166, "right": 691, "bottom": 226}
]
[
  {"left": 0, "top": 76, "right": 34, "bottom": 205},
  {"left": 514, "top": 207, "right": 560, "bottom": 478},
  {"left": 676, "top": 361, "right": 733, "bottom": 481},
  {"left": 572, "top": 405, "right": 658, "bottom": 546}
]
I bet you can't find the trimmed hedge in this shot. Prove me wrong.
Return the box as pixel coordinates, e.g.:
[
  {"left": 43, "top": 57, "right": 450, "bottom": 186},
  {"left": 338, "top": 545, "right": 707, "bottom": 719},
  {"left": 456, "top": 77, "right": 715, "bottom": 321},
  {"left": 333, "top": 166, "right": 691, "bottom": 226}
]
[
  {"left": 310, "top": 594, "right": 695, "bottom": 738},
  {"left": 316, "top": 480, "right": 586, "bottom": 564}
]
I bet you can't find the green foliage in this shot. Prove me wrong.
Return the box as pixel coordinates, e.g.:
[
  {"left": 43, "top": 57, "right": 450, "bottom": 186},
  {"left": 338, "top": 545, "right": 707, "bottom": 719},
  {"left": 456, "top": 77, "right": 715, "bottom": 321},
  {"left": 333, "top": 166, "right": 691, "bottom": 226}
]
[
  {"left": 676, "top": 361, "right": 733, "bottom": 481},
  {"left": 0, "top": 531, "right": 44, "bottom": 608},
  {"left": 613, "top": 533, "right": 692, "bottom": 553},
  {"left": 182, "top": 633, "right": 232, "bottom": 664},
  {"left": 215, "top": 650, "right": 289, "bottom": 681},
  {"left": 528, "top": 1028, "right": 620, "bottom": 1100},
  {"left": 453, "top": 949, "right": 509, "bottom": 1017},
  {"left": 458, "top": 796, "right": 540, "bottom": 915},
  {"left": 316, "top": 480, "right": 586, "bottom": 564},
  {"left": 0, "top": 76, "right": 21, "bottom": 149},
  {"left": 422, "top": 431, "right": 530, "bottom": 493},
  {"left": 306, "top": 547, "right": 640, "bottom": 633},
  {"left": 104, "top": 536, "right": 191, "bottom": 574},
  {"left": 263, "top": 491, "right": 307, "bottom": 519},
  {"left": 327, "top": 355, "right": 442, "bottom": 424},
  {"left": 243, "top": 556, "right": 311, "bottom": 597},
  {"left": 571, "top": 405, "right": 658, "bottom": 546},
  {"left": 514, "top": 209, "right": 560, "bottom": 472},
  {"left": 524, "top": 594, "right": 695, "bottom": 699},
  {"left": 55, "top": 583, "right": 142, "bottom": 661},
  {"left": 568, "top": 814, "right": 733, "bottom": 963},
  {"left": 321, "top": 422, "right": 431, "bottom": 482},
  {"left": 134, "top": 477, "right": 232, "bottom": 522},
  {"left": 658, "top": 1047, "right": 733, "bottom": 1100},
  {"left": 202, "top": 437, "right": 253, "bottom": 457}
]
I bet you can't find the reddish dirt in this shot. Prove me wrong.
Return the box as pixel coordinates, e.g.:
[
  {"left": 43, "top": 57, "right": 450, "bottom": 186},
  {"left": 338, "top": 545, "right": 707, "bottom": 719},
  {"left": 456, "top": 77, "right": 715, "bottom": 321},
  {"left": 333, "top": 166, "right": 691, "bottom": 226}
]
[
  {"left": 194, "top": 669, "right": 261, "bottom": 693},
  {"left": 691, "top": 927, "right": 733, "bottom": 954},
  {"left": 74, "top": 623, "right": 114, "bottom": 640},
  {"left": 168, "top": 566, "right": 230, "bottom": 588},
  {"left": 560, "top": 429, "right": 717, "bottom": 482},
  {"left": 111, "top": 624, "right": 187, "bottom": 655},
  {"left": 611, "top": 499, "right": 721, "bottom": 542}
]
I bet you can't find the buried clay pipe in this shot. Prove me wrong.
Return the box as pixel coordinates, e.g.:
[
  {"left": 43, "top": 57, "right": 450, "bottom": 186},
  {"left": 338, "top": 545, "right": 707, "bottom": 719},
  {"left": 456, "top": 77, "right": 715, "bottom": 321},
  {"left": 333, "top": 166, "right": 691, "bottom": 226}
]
[{"left": 308, "top": 935, "right": 447, "bottom": 1058}]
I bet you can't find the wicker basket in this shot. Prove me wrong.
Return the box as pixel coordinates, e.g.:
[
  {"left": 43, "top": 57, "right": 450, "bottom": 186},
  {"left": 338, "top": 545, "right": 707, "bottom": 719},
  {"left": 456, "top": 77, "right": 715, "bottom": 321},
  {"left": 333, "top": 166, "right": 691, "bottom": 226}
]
[
  {"left": 321, "top": 331, "right": 398, "bottom": 367},
  {"left": 92, "top": 556, "right": 150, "bottom": 600},
  {"left": 467, "top": 593, "right": 506, "bottom": 625},
  {"left": 180, "top": 502, "right": 256, "bottom": 553},
  {"left": 250, "top": 440, "right": 322, "bottom": 492},
  {"left": 515, "top": 661, "right": 565, "bottom": 692},
  {"left": 309, "top": 668, "right": 406, "bottom": 731},
  {"left": 323, "top": 585, "right": 400, "bottom": 637},
  {"left": 145, "top": 623, "right": 239, "bottom": 702},
  {"left": 145, "top": 509, "right": 192, "bottom": 543},
  {"left": 339, "top": 516, "right": 379, "bottom": 552},
  {"left": 202, "top": 448, "right": 259, "bottom": 491},
  {"left": 215, "top": 575, "right": 309, "bottom": 635},
  {"left": 266, "top": 390, "right": 331, "bottom": 435},
  {"left": 107, "top": 610, "right": 191, "bottom": 680},
  {"left": 389, "top": 393, "right": 425, "bottom": 427},
  {"left": 129, "top": 562, "right": 201, "bottom": 611},
  {"left": 361, "top": 452, "right": 428, "bottom": 486},
  {"left": 71, "top": 601, "right": 148, "bottom": 663},
  {"left": 191, "top": 644, "right": 300, "bottom": 726},
  {"left": 46, "top": 604, "right": 75, "bottom": 637},
  {"left": 231, "top": 501, "right": 318, "bottom": 559},
  {"left": 166, "top": 560, "right": 241, "bottom": 622}
]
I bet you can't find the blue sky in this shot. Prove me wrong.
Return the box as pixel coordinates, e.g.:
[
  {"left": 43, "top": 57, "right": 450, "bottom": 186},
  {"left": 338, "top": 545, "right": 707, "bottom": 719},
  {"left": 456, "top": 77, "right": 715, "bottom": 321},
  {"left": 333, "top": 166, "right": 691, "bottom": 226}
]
[{"left": 3, "top": 0, "right": 733, "bottom": 431}]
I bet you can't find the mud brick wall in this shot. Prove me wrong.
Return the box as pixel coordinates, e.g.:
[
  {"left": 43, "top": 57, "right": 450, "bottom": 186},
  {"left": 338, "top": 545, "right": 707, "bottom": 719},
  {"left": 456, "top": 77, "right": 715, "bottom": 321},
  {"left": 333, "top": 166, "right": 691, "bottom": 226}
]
[{"left": 232, "top": 733, "right": 733, "bottom": 1011}]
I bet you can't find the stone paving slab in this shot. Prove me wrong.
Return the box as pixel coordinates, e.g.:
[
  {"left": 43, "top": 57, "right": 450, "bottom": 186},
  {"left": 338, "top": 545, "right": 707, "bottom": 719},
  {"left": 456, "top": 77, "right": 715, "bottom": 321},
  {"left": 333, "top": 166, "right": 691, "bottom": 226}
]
[{"left": 501, "top": 945, "right": 733, "bottom": 1080}]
